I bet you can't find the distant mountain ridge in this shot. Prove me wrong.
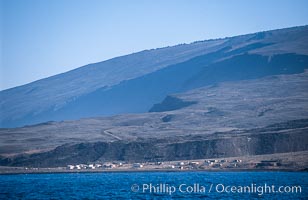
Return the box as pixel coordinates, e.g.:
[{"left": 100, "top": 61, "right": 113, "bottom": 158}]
[{"left": 1, "top": 25, "right": 308, "bottom": 127}]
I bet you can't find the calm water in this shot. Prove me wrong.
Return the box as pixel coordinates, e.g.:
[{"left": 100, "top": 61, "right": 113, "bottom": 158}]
[{"left": 0, "top": 172, "right": 307, "bottom": 199}]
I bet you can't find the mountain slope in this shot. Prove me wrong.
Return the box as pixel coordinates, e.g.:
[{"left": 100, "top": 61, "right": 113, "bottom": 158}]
[
  {"left": 1, "top": 26, "right": 308, "bottom": 127},
  {"left": 1, "top": 71, "right": 308, "bottom": 166}
]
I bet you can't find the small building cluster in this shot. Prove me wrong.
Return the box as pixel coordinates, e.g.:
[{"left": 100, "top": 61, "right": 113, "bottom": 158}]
[
  {"left": 66, "top": 162, "right": 122, "bottom": 170},
  {"left": 65, "top": 159, "right": 245, "bottom": 170},
  {"left": 174, "top": 159, "right": 243, "bottom": 170},
  {"left": 64, "top": 158, "right": 282, "bottom": 171}
]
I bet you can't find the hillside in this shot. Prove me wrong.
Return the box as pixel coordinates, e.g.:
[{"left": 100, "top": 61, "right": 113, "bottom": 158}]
[
  {"left": 0, "top": 26, "right": 308, "bottom": 167},
  {"left": 1, "top": 71, "right": 308, "bottom": 166},
  {"left": 1, "top": 26, "right": 308, "bottom": 127}
]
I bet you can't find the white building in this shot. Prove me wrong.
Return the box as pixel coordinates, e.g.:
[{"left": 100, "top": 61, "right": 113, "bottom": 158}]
[
  {"left": 67, "top": 165, "right": 75, "bottom": 170},
  {"left": 88, "top": 164, "right": 95, "bottom": 169}
]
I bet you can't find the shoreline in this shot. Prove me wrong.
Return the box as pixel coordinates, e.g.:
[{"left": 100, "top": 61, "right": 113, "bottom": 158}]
[
  {"left": 1, "top": 151, "right": 307, "bottom": 175},
  {"left": 0, "top": 167, "right": 306, "bottom": 175}
]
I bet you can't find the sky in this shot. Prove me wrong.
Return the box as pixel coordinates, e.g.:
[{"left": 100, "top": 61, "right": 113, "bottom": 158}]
[{"left": 1, "top": 0, "right": 308, "bottom": 90}]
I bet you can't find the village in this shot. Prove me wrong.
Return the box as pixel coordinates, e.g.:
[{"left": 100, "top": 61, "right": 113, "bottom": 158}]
[
  {"left": 63, "top": 158, "right": 281, "bottom": 171},
  {"left": 2, "top": 151, "right": 300, "bottom": 174}
]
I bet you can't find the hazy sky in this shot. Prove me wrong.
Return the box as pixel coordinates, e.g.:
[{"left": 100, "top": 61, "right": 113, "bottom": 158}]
[{"left": 1, "top": 0, "right": 308, "bottom": 90}]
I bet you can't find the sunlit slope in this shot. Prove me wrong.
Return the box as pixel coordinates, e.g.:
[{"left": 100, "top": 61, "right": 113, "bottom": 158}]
[{"left": 1, "top": 26, "right": 308, "bottom": 127}]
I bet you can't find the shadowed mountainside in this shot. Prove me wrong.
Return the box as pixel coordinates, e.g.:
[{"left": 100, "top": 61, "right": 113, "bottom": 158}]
[{"left": 1, "top": 26, "right": 308, "bottom": 127}]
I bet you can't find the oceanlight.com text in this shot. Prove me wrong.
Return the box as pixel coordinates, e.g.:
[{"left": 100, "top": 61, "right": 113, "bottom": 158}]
[{"left": 131, "top": 183, "right": 302, "bottom": 196}]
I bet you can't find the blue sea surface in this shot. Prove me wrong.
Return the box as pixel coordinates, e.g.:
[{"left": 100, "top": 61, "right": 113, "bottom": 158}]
[{"left": 0, "top": 172, "right": 307, "bottom": 199}]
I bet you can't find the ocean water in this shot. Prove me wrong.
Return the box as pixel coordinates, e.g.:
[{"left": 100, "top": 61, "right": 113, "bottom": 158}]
[{"left": 0, "top": 172, "right": 307, "bottom": 199}]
